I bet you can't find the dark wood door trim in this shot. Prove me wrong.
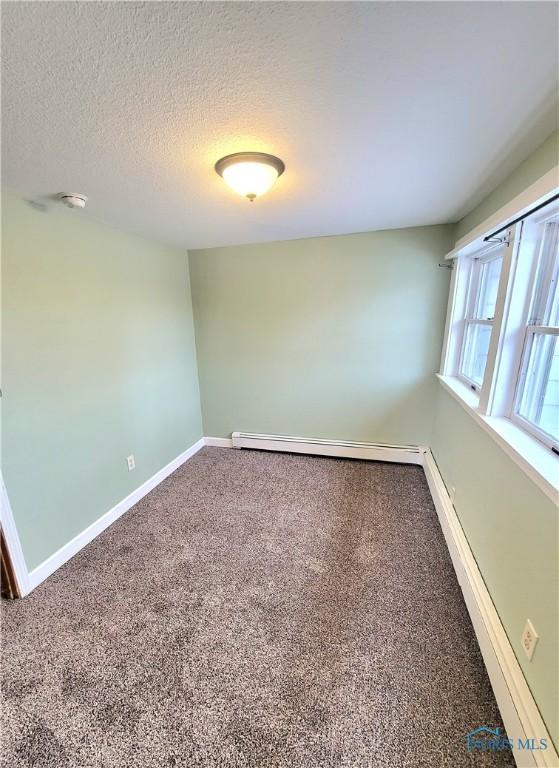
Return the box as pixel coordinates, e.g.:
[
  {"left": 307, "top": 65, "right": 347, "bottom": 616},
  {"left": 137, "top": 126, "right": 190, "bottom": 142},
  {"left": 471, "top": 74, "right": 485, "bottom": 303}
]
[{"left": 1, "top": 529, "right": 21, "bottom": 599}]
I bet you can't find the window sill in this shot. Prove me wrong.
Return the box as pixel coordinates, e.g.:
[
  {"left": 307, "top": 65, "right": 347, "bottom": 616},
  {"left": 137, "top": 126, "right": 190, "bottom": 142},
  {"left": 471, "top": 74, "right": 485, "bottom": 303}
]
[{"left": 437, "top": 374, "right": 558, "bottom": 504}]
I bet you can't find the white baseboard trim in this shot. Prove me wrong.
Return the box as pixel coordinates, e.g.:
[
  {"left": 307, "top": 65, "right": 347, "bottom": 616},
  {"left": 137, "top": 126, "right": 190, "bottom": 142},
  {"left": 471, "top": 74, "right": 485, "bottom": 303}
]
[
  {"left": 231, "top": 431, "right": 425, "bottom": 465},
  {"left": 204, "top": 437, "right": 234, "bottom": 448},
  {"left": 26, "top": 438, "right": 205, "bottom": 594},
  {"left": 423, "top": 449, "right": 557, "bottom": 768}
]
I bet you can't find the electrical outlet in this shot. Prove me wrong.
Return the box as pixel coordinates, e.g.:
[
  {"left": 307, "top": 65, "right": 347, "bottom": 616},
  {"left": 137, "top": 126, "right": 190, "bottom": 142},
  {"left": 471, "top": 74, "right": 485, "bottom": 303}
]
[
  {"left": 521, "top": 619, "right": 539, "bottom": 661},
  {"left": 127, "top": 454, "right": 135, "bottom": 472}
]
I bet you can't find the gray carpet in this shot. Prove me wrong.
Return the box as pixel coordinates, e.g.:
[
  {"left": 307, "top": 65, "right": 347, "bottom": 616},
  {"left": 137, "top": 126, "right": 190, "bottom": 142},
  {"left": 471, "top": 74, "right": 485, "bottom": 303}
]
[{"left": 2, "top": 448, "right": 513, "bottom": 767}]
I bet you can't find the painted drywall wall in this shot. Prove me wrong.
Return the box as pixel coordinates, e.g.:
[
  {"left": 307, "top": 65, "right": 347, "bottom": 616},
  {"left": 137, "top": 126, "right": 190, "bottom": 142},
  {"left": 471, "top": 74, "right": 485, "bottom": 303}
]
[
  {"left": 431, "top": 391, "right": 558, "bottom": 746},
  {"left": 455, "top": 130, "right": 558, "bottom": 240},
  {"left": 189, "top": 225, "right": 453, "bottom": 443},
  {"left": 2, "top": 193, "right": 202, "bottom": 570},
  {"left": 433, "top": 133, "right": 559, "bottom": 746}
]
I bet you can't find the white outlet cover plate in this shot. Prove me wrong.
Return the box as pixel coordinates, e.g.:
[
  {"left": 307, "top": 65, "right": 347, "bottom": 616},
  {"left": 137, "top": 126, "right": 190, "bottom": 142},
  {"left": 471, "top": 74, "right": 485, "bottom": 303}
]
[
  {"left": 521, "top": 619, "right": 539, "bottom": 661},
  {"left": 127, "top": 455, "right": 135, "bottom": 471}
]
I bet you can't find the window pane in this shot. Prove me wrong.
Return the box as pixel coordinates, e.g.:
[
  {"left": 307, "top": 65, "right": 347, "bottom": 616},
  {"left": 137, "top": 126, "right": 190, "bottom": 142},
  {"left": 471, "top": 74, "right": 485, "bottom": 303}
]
[
  {"left": 517, "top": 333, "right": 559, "bottom": 442},
  {"left": 542, "top": 223, "right": 558, "bottom": 326},
  {"left": 530, "top": 219, "right": 559, "bottom": 325},
  {"left": 475, "top": 256, "right": 503, "bottom": 320},
  {"left": 461, "top": 322, "right": 492, "bottom": 387}
]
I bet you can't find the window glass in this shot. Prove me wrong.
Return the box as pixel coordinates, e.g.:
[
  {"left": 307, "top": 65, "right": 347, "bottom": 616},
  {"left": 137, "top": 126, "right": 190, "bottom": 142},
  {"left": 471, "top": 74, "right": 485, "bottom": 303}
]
[
  {"left": 461, "top": 323, "right": 493, "bottom": 387},
  {"left": 458, "top": 249, "right": 503, "bottom": 389},
  {"left": 516, "top": 333, "right": 559, "bottom": 442},
  {"left": 534, "top": 221, "right": 559, "bottom": 326},
  {"left": 475, "top": 256, "right": 502, "bottom": 320},
  {"left": 513, "top": 214, "right": 559, "bottom": 446}
]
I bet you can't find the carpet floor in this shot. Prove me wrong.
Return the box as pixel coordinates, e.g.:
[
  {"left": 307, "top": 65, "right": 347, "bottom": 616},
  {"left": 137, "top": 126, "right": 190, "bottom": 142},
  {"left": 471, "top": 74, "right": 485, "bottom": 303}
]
[{"left": 2, "top": 448, "right": 513, "bottom": 767}]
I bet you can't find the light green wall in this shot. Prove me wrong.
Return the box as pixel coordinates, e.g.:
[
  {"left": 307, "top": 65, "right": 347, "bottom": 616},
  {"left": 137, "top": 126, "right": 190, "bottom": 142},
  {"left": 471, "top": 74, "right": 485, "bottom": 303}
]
[
  {"left": 189, "top": 225, "right": 453, "bottom": 444},
  {"left": 431, "top": 391, "right": 558, "bottom": 746},
  {"left": 434, "top": 133, "right": 559, "bottom": 746},
  {"left": 3, "top": 124, "right": 556, "bottom": 745},
  {"left": 456, "top": 130, "right": 558, "bottom": 239},
  {"left": 2, "top": 193, "right": 202, "bottom": 570}
]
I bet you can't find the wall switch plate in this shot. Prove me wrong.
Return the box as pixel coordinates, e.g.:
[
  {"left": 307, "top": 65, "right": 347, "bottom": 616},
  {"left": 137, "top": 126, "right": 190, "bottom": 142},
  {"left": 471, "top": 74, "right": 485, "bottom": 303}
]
[
  {"left": 127, "top": 455, "right": 135, "bottom": 472},
  {"left": 521, "top": 619, "right": 539, "bottom": 661}
]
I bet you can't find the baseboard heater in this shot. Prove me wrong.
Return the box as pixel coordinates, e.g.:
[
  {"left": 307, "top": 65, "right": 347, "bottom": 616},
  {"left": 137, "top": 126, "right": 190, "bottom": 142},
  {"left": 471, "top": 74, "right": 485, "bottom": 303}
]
[{"left": 231, "top": 432, "right": 425, "bottom": 465}]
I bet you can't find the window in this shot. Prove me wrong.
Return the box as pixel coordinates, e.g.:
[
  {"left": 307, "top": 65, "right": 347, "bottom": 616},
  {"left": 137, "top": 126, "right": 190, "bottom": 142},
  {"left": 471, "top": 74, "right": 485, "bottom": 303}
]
[
  {"left": 512, "top": 214, "right": 559, "bottom": 449},
  {"left": 458, "top": 247, "right": 503, "bottom": 390},
  {"left": 440, "top": 194, "right": 559, "bottom": 463}
]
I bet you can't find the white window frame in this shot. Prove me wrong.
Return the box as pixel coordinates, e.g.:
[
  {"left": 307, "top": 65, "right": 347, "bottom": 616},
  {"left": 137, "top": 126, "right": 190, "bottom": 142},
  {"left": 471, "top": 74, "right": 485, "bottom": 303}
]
[
  {"left": 511, "top": 328, "right": 559, "bottom": 450},
  {"left": 508, "top": 207, "right": 559, "bottom": 452},
  {"left": 439, "top": 174, "right": 559, "bottom": 503},
  {"left": 456, "top": 245, "right": 504, "bottom": 392},
  {"left": 441, "top": 227, "right": 517, "bottom": 402}
]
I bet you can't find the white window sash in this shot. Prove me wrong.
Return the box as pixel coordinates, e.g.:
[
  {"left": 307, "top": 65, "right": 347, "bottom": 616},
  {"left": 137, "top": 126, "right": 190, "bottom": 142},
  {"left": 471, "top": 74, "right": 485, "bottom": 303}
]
[
  {"left": 454, "top": 243, "right": 505, "bottom": 392},
  {"left": 477, "top": 224, "right": 522, "bottom": 415},
  {"left": 510, "top": 326, "right": 559, "bottom": 450}
]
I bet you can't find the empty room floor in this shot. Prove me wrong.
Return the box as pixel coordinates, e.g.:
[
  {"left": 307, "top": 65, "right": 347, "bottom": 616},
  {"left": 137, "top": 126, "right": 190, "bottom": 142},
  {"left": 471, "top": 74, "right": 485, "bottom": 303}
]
[{"left": 2, "top": 448, "right": 513, "bottom": 767}]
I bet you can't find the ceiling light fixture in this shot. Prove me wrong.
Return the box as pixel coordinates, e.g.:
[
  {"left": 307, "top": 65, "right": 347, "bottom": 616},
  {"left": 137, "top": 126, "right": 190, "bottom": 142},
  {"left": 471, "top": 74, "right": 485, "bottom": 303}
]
[
  {"left": 58, "top": 193, "right": 87, "bottom": 209},
  {"left": 215, "top": 152, "right": 285, "bottom": 202}
]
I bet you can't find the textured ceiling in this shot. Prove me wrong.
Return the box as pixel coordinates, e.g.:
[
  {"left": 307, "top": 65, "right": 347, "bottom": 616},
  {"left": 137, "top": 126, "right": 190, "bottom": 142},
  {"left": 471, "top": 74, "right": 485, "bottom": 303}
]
[{"left": 2, "top": 1, "right": 558, "bottom": 249}]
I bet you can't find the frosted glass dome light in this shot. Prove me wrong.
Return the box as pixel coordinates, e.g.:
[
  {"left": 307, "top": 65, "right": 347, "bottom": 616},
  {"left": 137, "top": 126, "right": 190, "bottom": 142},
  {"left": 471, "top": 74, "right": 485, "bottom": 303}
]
[{"left": 215, "top": 152, "right": 285, "bottom": 201}]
